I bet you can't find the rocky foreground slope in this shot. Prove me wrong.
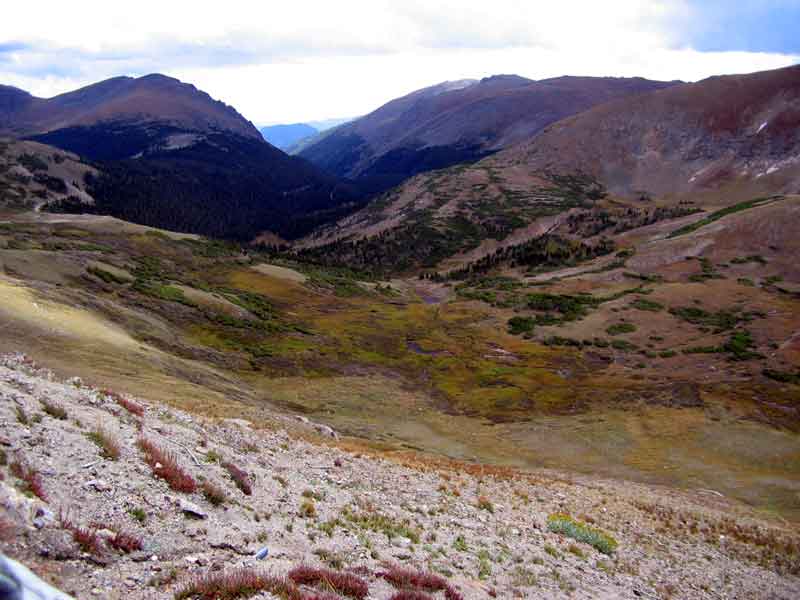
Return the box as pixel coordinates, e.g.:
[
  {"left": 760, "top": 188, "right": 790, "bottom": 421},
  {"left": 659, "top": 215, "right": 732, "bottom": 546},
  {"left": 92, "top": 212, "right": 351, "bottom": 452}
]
[{"left": 2, "top": 354, "right": 800, "bottom": 599}]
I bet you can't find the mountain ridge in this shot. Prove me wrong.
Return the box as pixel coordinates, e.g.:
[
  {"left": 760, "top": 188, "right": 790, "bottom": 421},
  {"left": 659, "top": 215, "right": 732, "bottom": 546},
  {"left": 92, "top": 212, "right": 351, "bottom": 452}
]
[
  {"left": 0, "top": 74, "right": 363, "bottom": 240},
  {"left": 298, "top": 74, "right": 679, "bottom": 193},
  {"left": 0, "top": 74, "right": 262, "bottom": 141}
]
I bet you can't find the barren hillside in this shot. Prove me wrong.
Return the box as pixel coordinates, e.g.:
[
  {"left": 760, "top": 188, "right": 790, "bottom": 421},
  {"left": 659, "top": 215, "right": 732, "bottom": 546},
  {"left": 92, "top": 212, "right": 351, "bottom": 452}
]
[{"left": 2, "top": 353, "right": 799, "bottom": 599}]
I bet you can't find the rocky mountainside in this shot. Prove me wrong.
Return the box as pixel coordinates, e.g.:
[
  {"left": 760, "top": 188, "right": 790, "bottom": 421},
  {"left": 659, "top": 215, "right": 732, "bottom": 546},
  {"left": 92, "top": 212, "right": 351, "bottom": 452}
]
[
  {"left": 0, "top": 139, "right": 96, "bottom": 211},
  {"left": 2, "top": 353, "right": 799, "bottom": 599},
  {"left": 298, "top": 65, "right": 800, "bottom": 272},
  {"left": 298, "top": 76, "right": 677, "bottom": 193},
  {"left": 0, "top": 76, "right": 364, "bottom": 240},
  {"left": 498, "top": 64, "right": 800, "bottom": 198}
]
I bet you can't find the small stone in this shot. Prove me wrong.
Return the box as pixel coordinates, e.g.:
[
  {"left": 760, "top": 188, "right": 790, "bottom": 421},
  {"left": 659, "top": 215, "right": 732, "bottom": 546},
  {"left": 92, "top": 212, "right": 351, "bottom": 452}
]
[
  {"left": 393, "top": 537, "right": 413, "bottom": 549},
  {"left": 32, "top": 506, "right": 56, "bottom": 529},
  {"left": 85, "top": 479, "right": 111, "bottom": 492},
  {"left": 179, "top": 499, "right": 208, "bottom": 519}
]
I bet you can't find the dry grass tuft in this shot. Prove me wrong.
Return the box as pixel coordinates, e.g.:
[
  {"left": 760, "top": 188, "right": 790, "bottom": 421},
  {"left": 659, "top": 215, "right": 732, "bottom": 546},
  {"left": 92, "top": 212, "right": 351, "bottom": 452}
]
[
  {"left": 222, "top": 460, "right": 252, "bottom": 495},
  {"left": 104, "top": 389, "right": 146, "bottom": 417},
  {"left": 288, "top": 565, "right": 369, "bottom": 600},
  {"left": 109, "top": 529, "right": 143, "bottom": 553},
  {"left": 9, "top": 456, "right": 47, "bottom": 501},
  {"left": 201, "top": 479, "right": 228, "bottom": 506},
  {"left": 380, "top": 564, "right": 462, "bottom": 600},
  {"left": 137, "top": 436, "right": 196, "bottom": 493},
  {"left": 86, "top": 426, "right": 122, "bottom": 460},
  {"left": 174, "top": 568, "right": 302, "bottom": 600},
  {"left": 40, "top": 398, "right": 67, "bottom": 420},
  {"left": 60, "top": 511, "right": 104, "bottom": 556}
]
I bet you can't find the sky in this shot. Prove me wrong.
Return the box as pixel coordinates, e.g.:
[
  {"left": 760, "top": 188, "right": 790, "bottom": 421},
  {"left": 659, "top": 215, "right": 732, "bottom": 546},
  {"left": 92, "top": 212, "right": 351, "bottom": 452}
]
[{"left": 1, "top": 1, "right": 799, "bottom": 125}]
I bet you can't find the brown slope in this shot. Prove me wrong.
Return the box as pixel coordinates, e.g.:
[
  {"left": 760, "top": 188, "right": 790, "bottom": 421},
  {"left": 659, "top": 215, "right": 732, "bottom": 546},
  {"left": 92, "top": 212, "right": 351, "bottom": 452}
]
[
  {"left": 298, "top": 74, "right": 678, "bottom": 190},
  {"left": 297, "top": 65, "right": 800, "bottom": 274},
  {"left": 499, "top": 64, "right": 800, "bottom": 198},
  {"left": 0, "top": 74, "right": 260, "bottom": 139}
]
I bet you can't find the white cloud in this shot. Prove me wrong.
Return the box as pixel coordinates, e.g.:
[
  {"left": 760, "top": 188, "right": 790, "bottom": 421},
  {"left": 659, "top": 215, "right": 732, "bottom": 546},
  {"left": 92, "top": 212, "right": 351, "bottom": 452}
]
[{"left": 1, "top": 0, "right": 797, "bottom": 123}]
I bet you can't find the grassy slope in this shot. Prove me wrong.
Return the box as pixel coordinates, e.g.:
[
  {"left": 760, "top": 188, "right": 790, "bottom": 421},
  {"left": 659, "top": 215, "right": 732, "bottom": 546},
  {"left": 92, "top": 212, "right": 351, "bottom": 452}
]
[{"left": 1, "top": 196, "right": 800, "bottom": 518}]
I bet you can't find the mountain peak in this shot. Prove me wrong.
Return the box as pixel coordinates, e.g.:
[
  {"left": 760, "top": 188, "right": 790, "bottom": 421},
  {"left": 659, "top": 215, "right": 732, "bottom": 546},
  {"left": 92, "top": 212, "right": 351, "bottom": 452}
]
[{"left": 0, "top": 74, "right": 261, "bottom": 140}]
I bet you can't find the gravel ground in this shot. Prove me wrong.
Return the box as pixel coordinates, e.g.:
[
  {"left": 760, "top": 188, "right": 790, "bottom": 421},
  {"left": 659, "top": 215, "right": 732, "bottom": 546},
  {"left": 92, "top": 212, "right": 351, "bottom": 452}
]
[{"left": 1, "top": 352, "right": 799, "bottom": 599}]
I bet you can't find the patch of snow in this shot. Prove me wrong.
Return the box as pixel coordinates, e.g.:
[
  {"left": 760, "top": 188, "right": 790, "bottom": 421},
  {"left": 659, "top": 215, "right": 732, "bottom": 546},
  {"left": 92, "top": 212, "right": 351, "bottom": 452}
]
[{"left": 757, "top": 121, "right": 768, "bottom": 134}]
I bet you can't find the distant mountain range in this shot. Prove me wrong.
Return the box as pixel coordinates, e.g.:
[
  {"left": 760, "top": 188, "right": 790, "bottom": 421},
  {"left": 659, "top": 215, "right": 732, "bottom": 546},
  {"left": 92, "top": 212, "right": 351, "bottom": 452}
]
[
  {"left": 259, "top": 117, "right": 355, "bottom": 152},
  {"left": 298, "top": 64, "right": 800, "bottom": 273},
  {"left": 4, "top": 66, "right": 798, "bottom": 249},
  {"left": 499, "top": 64, "right": 800, "bottom": 198},
  {"left": 0, "top": 74, "right": 261, "bottom": 141},
  {"left": 0, "top": 74, "right": 361, "bottom": 240},
  {"left": 297, "top": 75, "right": 679, "bottom": 193},
  {"left": 259, "top": 123, "right": 318, "bottom": 150}
]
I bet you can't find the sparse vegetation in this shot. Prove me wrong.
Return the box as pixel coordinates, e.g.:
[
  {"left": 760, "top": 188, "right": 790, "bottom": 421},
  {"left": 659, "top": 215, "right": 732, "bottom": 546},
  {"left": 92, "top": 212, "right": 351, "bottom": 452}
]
[
  {"left": 14, "top": 405, "right": 29, "bottom": 425},
  {"left": 668, "top": 197, "right": 781, "bottom": 238},
  {"left": 342, "top": 508, "right": 420, "bottom": 544},
  {"left": 222, "top": 460, "right": 253, "bottom": 495},
  {"left": 606, "top": 323, "right": 636, "bottom": 336},
  {"left": 380, "top": 564, "right": 463, "bottom": 600},
  {"left": 59, "top": 512, "right": 103, "bottom": 556},
  {"left": 86, "top": 426, "right": 122, "bottom": 460},
  {"left": 201, "top": 480, "right": 228, "bottom": 506},
  {"left": 477, "top": 495, "right": 495, "bottom": 513},
  {"left": 104, "top": 389, "right": 145, "bottom": 416},
  {"left": 40, "top": 398, "right": 67, "bottom": 420},
  {"left": 128, "top": 507, "right": 147, "bottom": 524},
  {"left": 288, "top": 565, "right": 369, "bottom": 599},
  {"left": 631, "top": 298, "right": 664, "bottom": 312},
  {"left": 9, "top": 456, "right": 46, "bottom": 500},
  {"left": 174, "top": 568, "right": 298, "bottom": 600},
  {"left": 137, "top": 437, "right": 197, "bottom": 493},
  {"left": 299, "top": 499, "right": 317, "bottom": 519},
  {"left": 547, "top": 513, "right": 618, "bottom": 555}
]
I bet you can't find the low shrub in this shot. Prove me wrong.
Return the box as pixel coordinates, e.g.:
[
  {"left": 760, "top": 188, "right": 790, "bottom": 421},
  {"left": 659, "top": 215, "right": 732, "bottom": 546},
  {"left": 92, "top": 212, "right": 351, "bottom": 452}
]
[
  {"left": 137, "top": 437, "right": 196, "bottom": 493},
  {"left": 201, "top": 480, "right": 228, "bottom": 506},
  {"left": 288, "top": 565, "right": 369, "bottom": 599},
  {"left": 9, "top": 457, "right": 46, "bottom": 501},
  {"left": 175, "top": 569, "right": 299, "bottom": 600},
  {"left": 547, "top": 513, "right": 618, "bottom": 555},
  {"left": 507, "top": 316, "right": 535, "bottom": 335},
  {"left": 630, "top": 298, "right": 664, "bottom": 312},
  {"left": 222, "top": 460, "right": 253, "bottom": 495},
  {"left": 342, "top": 508, "right": 419, "bottom": 544},
  {"left": 14, "top": 406, "right": 29, "bottom": 425},
  {"left": 606, "top": 323, "right": 636, "bottom": 336},
  {"left": 106, "top": 390, "right": 145, "bottom": 417},
  {"left": 40, "top": 399, "right": 67, "bottom": 420},
  {"left": 477, "top": 496, "right": 494, "bottom": 513},
  {"left": 108, "top": 528, "right": 143, "bottom": 553},
  {"left": 763, "top": 369, "right": 800, "bottom": 384},
  {"left": 86, "top": 427, "right": 122, "bottom": 460},
  {"left": 128, "top": 507, "right": 147, "bottom": 524},
  {"left": 610, "top": 339, "right": 637, "bottom": 352},
  {"left": 299, "top": 499, "right": 317, "bottom": 519},
  {"left": 60, "top": 512, "right": 103, "bottom": 556},
  {"left": 380, "top": 564, "right": 462, "bottom": 600}
]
